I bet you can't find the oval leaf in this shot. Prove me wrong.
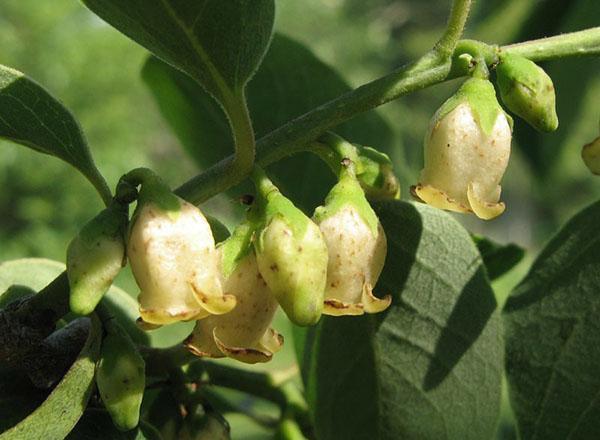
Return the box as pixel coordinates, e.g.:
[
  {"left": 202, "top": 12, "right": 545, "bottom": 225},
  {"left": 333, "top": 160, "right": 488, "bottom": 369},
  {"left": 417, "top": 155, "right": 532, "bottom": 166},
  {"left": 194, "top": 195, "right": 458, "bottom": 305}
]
[
  {"left": 303, "top": 201, "right": 503, "bottom": 439},
  {"left": 504, "top": 200, "right": 600, "bottom": 439},
  {"left": 81, "top": 0, "right": 274, "bottom": 105},
  {"left": 0, "top": 258, "right": 148, "bottom": 345},
  {"left": 0, "top": 65, "right": 110, "bottom": 204},
  {"left": 142, "top": 34, "right": 393, "bottom": 211},
  {"left": 0, "top": 315, "right": 101, "bottom": 439}
]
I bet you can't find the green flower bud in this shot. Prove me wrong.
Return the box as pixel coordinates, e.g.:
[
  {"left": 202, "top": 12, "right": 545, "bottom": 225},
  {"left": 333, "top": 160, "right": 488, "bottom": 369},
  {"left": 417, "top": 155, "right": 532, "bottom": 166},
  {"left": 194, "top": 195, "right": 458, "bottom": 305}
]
[
  {"left": 355, "top": 145, "right": 401, "bottom": 201},
  {"left": 186, "top": 222, "right": 283, "bottom": 364},
  {"left": 314, "top": 166, "right": 390, "bottom": 316},
  {"left": 496, "top": 53, "right": 558, "bottom": 132},
  {"left": 96, "top": 320, "right": 145, "bottom": 431},
  {"left": 582, "top": 136, "right": 600, "bottom": 175},
  {"left": 127, "top": 171, "right": 235, "bottom": 326},
  {"left": 413, "top": 77, "right": 512, "bottom": 220},
  {"left": 67, "top": 203, "right": 127, "bottom": 315},
  {"left": 252, "top": 169, "right": 328, "bottom": 326}
]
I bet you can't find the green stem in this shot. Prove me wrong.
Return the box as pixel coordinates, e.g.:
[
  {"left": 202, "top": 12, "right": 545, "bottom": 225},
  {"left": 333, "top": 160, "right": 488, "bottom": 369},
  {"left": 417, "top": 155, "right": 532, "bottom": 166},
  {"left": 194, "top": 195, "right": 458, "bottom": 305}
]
[
  {"left": 502, "top": 26, "right": 600, "bottom": 61},
  {"left": 176, "top": 91, "right": 255, "bottom": 204},
  {"left": 433, "top": 0, "right": 473, "bottom": 57},
  {"left": 174, "top": 27, "right": 600, "bottom": 205}
]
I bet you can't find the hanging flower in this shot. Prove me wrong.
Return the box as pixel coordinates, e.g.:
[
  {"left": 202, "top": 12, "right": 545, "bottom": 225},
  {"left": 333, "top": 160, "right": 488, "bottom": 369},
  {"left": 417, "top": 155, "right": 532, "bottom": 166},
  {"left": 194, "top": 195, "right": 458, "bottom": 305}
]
[
  {"left": 126, "top": 169, "right": 235, "bottom": 327},
  {"left": 185, "top": 223, "right": 283, "bottom": 364},
  {"left": 314, "top": 165, "right": 390, "bottom": 315},
  {"left": 412, "top": 78, "right": 512, "bottom": 220}
]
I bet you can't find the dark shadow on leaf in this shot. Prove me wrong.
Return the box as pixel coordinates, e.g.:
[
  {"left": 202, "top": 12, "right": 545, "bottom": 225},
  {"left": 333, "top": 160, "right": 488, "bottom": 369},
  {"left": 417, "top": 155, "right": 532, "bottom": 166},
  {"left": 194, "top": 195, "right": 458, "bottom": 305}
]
[{"left": 423, "top": 266, "right": 497, "bottom": 391}]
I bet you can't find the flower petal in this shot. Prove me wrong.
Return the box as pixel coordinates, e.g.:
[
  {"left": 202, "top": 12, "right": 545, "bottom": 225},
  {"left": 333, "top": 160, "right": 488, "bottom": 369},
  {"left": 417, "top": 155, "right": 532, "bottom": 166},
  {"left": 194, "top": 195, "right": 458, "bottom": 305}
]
[
  {"left": 213, "top": 329, "right": 272, "bottom": 364},
  {"left": 412, "top": 184, "right": 471, "bottom": 213},
  {"left": 467, "top": 183, "right": 506, "bottom": 220},
  {"left": 361, "top": 283, "right": 392, "bottom": 314}
]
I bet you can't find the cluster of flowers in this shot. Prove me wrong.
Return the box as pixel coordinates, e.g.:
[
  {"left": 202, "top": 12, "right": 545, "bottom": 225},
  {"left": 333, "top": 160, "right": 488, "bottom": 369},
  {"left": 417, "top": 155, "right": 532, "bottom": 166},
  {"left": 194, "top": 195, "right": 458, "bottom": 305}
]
[
  {"left": 413, "top": 52, "right": 559, "bottom": 220},
  {"left": 67, "top": 159, "right": 392, "bottom": 365}
]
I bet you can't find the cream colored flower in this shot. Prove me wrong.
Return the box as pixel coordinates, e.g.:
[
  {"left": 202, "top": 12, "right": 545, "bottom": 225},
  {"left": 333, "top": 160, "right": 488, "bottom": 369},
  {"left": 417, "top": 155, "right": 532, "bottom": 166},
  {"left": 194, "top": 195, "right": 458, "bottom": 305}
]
[
  {"left": 128, "top": 200, "right": 235, "bottom": 326},
  {"left": 185, "top": 250, "right": 283, "bottom": 364}
]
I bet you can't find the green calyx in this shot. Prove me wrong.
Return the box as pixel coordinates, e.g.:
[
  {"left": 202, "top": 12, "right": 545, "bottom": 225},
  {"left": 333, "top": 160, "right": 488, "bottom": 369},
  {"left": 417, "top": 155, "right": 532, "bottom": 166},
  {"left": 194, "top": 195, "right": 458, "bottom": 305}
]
[
  {"left": 354, "top": 145, "right": 401, "bottom": 201},
  {"left": 436, "top": 77, "right": 509, "bottom": 136},
  {"left": 314, "top": 165, "right": 380, "bottom": 237},
  {"left": 218, "top": 220, "right": 256, "bottom": 280},
  {"left": 496, "top": 53, "right": 558, "bottom": 132},
  {"left": 252, "top": 167, "right": 310, "bottom": 239},
  {"left": 123, "top": 168, "right": 182, "bottom": 223}
]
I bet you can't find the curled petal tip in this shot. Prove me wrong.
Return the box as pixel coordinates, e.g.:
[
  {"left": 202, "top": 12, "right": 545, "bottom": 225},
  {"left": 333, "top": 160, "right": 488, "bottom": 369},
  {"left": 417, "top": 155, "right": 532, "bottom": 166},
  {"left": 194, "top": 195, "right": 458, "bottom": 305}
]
[
  {"left": 467, "top": 183, "right": 506, "bottom": 220},
  {"left": 136, "top": 317, "right": 162, "bottom": 331},
  {"left": 361, "top": 284, "right": 392, "bottom": 314},
  {"left": 412, "top": 184, "right": 471, "bottom": 213},
  {"left": 189, "top": 280, "right": 236, "bottom": 315},
  {"left": 323, "top": 299, "right": 365, "bottom": 316},
  {"left": 259, "top": 328, "right": 284, "bottom": 354},
  {"left": 213, "top": 329, "right": 273, "bottom": 364}
]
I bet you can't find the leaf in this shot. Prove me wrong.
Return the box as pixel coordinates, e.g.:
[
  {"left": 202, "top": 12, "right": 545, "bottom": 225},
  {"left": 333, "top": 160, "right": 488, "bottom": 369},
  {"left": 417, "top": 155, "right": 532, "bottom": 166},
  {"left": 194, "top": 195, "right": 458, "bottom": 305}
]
[
  {"left": 0, "top": 258, "right": 149, "bottom": 345},
  {"left": 302, "top": 201, "right": 504, "bottom": 440},
  {"left": 0, "top": 65, "right": 111, "bottom": 204},
  {"left": 0, "top": 315, "right": 101, "bottom": 439},
  {"left": 142, "top": 34, "right": 394, "bottom": 211},
  {"left": 503, "top": 199, "right": 600, "bottom": 439},
  {"left": 67, "top": 409, "right": 162, "bottom": 440},
  {"left": 81, "top": 0, "right": 275, "bottom": 106},
  {"left": 472, "top": 235, "right": 525, "bottom": 280}
]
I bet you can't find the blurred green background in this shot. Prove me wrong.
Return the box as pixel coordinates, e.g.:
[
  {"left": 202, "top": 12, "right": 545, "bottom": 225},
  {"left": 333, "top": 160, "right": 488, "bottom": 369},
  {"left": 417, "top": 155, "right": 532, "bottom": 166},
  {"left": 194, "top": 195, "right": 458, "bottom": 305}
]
[{"left": 0, "top": 0, "right": 598, "bottom": 438}]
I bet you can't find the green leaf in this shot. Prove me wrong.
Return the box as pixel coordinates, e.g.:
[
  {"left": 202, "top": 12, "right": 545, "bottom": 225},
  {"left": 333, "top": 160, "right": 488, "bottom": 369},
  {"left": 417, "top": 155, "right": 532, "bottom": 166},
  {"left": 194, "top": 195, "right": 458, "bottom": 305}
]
[
  {"left": 67, "top": 409, "right": 162, "bottom": 440},
  {"left": 81, "top": 0, "right": 274, "bottom": 106},
  {"left": 503, "top": 199, "right": 600, "bottom": 439},
  {"left": 142, "top": 33, "right": 394, "bottom": 212},
  {"left": 472, "top": 235, "right": 525, "bottom": 280},
  {"left": 0, "top": 65, "right": 111, "bottom": 204},
  {"left": 0, "top": 258, "right": 148, "bottom": 345},
  {"left": 302, "top": 201, "right": 503, "bottom": 439},
  {"left": 0, "top": 315, "right": 101, "bottom": 439}
]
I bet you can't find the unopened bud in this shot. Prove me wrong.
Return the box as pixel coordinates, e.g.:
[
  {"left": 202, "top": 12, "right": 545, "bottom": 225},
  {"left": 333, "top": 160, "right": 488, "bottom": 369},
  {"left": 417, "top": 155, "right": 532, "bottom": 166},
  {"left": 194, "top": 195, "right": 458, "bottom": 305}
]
[
  {"left": 96, "top": 320, "right": 145, "bottom": 431},
  {"left": 496, "top": 53, "right": 558, "bottom": 132},
  {"left": 253, "top": 169, "right": 328, "bottom": 326},
  {"left": 582, "top": 135, "right": 600, "bottom": 175},
  {"left": 67, "top": 203, "right": 127, "bottom": 315},
  {"left": 355, "top": 145, "right": 401, "bottom": 201}
]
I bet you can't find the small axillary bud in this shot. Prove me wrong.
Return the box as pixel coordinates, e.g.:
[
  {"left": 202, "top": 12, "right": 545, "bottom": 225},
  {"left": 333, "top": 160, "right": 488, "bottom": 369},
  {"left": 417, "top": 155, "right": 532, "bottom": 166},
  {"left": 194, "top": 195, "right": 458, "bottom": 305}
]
[
  {"left": 125, "top": 168, "right": 234, "bottom": 327},
  {"left": 496, "top": 53, "right": 558, "bottom": 132},
  {"left": 96, "top": 319, "right": 145, "bottom": 431},
  {"left": 413, "top": 77, "right": 512, "bottom": 220},
  {"left": 252, "top": 168, "right": 328, "bottom": 326},
  {"left": 185, "top": 221, "right": 283, "bottom": 364},
  {"left": 67, "top": 201, "right": 128, "bottom": 315},
  {"left": 314, "top": 163, "right": 391, "bottom": 316},
  {"left": 582, "top": 134, "right": 600, "bottom": 175}
]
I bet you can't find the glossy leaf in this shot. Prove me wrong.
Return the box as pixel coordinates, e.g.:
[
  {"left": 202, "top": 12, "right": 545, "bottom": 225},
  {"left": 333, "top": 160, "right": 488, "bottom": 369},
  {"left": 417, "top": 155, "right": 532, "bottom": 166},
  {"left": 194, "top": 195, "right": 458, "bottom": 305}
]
[
  {"left": 0, "top": 65, "right": 110, "bottom": 203},
  {"left": 81, "top": 0, "right": 275, "bottom": 105},
  {"left": 0, "top": 258, "right": 148, "bottom": 345},
  {"left": 504, "top": 200, "right": 600, "bottom": 439},
  {"left": 0, "top": 315, "right": 101, "bottom": 439},
  {"left": 473, "top": 235, "right": 525, "bottom": 280},
  {"left": 142, "top": 34, "right": 393, "bottom": 212},
  {"left": 302, "top": 201, "right": 503, "bottom": 439}
]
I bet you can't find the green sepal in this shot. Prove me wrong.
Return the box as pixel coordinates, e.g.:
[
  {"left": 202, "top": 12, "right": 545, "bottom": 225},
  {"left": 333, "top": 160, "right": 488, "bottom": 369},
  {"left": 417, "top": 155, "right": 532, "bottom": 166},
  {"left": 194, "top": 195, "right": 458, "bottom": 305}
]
[
  {"left": 124, "top": 168, "right": 182, "bottom": 225},
  {"left": 354, "top": 145, "right": 400, "bottom": 201},
  {"left": 314, "top": 167, "right": 379, "bottom": 237},
  {"left": 67, "top": 202, "right": 128, "bottom": 316},
  {"left": 96, "top": 319, "right": 145, "bottom": 432},
  {"left": 496, "top": 53, "right": 558, "bottom": 132},
  {"left": 436, "top": 77, "right": 507, "bottom": 136},
  {"left": 218, "top": 220, "right": 256, "bottom": 280},
  {"left": 205, "top": 215, "right": 231, "bottom": 244}
]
